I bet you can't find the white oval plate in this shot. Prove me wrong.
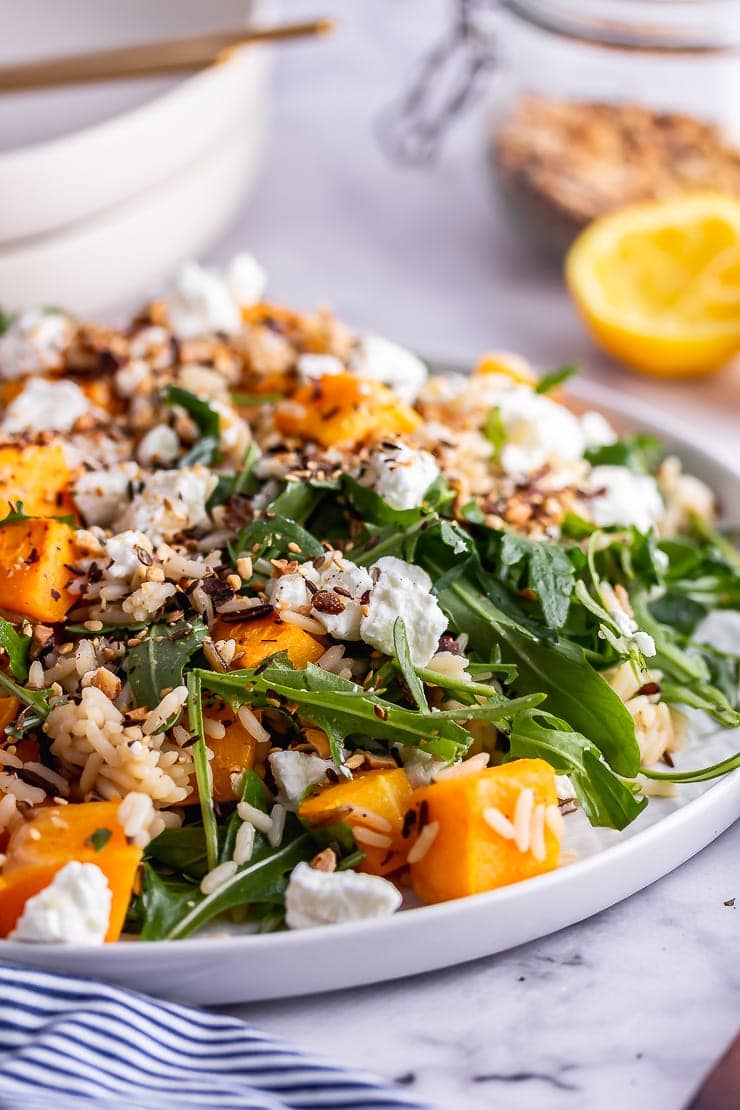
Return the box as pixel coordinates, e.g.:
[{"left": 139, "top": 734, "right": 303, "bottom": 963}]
[{"left": 2, "top": 382, "right": 739, "bottom": 1005}]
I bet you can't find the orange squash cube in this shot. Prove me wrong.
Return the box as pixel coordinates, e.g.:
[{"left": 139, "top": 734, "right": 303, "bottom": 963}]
[
  {"left": 0, "top": 695, "right": 19, "bottom": 734},
  {"left": 0, "top": 800, "right": 142, "bottom": 941},
  {"left": 212, "top": 613, "right": 324, "bottom": 671},
  {"left": 186, "top": 700, "right": 261, "bottom": 804},
  {"left": 0, "top": 519, "right": 79, "bottom": 621},
  {"left": 299, "top": 768, "right": 413, "bottom": 876},
  {"left": 0, "top": 442, "right": 76, "bottom": 520},
  {"left": 274, "top": 373, "right": 420, "bottom": 448},
  {"left": 408, "top": 759, "right": 561, "bottom": 904}
]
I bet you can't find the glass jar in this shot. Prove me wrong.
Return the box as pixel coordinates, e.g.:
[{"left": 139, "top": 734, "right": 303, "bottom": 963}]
[{"left": 487, "top": 0, "right": 740, "bottom": 255}]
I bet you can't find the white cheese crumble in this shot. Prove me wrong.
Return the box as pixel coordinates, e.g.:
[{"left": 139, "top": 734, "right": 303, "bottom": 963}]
[
  {"left": 9, "top": 861, "right": 111, "bottom": 945},
  {"left": 495, "top": 386, "right": 585, "bottom": 478},
  {"left": 585, "top": 466, "right": 664, "bottom": 532},
  {"left": 285, "top": 861, "right": 402, "bottom": 929},
  {"left": 1, "top": 377, "right": 90, "bottom": 435},
  {"left": 269, "top": 750, "right": 336, "bottom": 810},
  {"left": 114, "top": 466, "right": 217, "bottom": 543},
  {"left": 166, "top": 254, "right": 266, "bottom": 339},
  {"left": 360, "top": 555, "right": 447, "bottom": 666},
  {"left": 297, "top": 353, "right": 345, "bottom": 382},
  {"left": 0, "top": 310, "right": 74, "bottom": 379},
  {"left": 73, "top": 462, "right": 141, "bottom": 528},
  {"left": 136, "top": 424, "right": 181, "bottom": 467},
  {"left": 360, "top": 442, "right": 440, "bottom": 510},
  {"left": 350, "top": 334, "right": 427, "bottom": 404},
  {"left": 105, "top": 530, "right": 153, "bottom": 581},
  {"left": 266, "top": 555, "right": 373, "bottom": 642},
  {"left": 580, "top": 410, "right": 617, "bottom": 448}
]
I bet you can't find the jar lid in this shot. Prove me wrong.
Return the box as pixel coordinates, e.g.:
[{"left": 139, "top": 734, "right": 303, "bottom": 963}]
[{"left": 501, "top": 0, "right": 740, "bottom": 53}]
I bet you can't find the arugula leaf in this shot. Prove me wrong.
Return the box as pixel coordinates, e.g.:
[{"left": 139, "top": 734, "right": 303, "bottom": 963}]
[
  {"left": 483, "top": 407, "right": 506, "bottom": 459},
  {"left": 0, "top": 615, "right": 30, "bottom": 680},
  {"left": 0, "top": 308, "right": 11, "bottom": 335},
  {"left": 509, "top": 709, "right": 646, "bottom": 829},
  {"left": 146, "top": 824, "right": 211, "bottom": 880},
  {"left": 639, "top": 752, "right": 740, "bottom": 784},
  {"left": 123, "top": 618, "right": 207, "bottom": 709},
  {"left": 416, "top": 527, "right": 640, "bottom": 776},
  {"left": 584, "top": 433, "right": 663, "bottom": 473},
  {"left": 164, "top": 824, "right": 314, "bottom": 940},
  {"left": 198, "top": 663, "right": 472, "bottom": 762},
  {"left": 0, "top": 500, "right": 75, "bottom": 528},
  {"left": 393, "top": 617, "right": 428, "bottom": 711},
  {"left": 164, "top": 385, "right": 220, "bottom": 467},
  {"left": 232, "top": 515, "right": 323, "bottom": 567},
  {"left": 138, "top": 866, "right": 201, "bottom": 941},
  {"left": 187, "top": 671, "right": 219, "bottom": 872},
  {"left": 498, "top": 532, "right": 576, "bottom": 629},
  {"left": 535, "top": 363, "right": 579, "bottom": 394},
  {"left": 267, "top": 482, "right": 332, "bottom": 524}
]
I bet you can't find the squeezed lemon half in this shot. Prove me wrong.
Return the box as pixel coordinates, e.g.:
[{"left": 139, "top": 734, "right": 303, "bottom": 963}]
[{"left": 565, "top": 192, "right": 740, "bottom": 378}]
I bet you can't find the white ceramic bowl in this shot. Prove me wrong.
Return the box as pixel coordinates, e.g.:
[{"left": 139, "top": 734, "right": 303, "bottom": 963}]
[{"left": 0, "top": 0, "right": 271, "bottom": 313}]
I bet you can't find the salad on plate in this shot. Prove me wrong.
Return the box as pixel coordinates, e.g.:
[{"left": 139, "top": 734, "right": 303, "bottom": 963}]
[{"left": 0, "top": 255, "right": 737, "bottom": 945}]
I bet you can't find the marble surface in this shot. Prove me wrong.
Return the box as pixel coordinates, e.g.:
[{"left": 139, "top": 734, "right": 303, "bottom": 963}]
[{"left": 201, "top": 2, "right": 738, "bottom": 1104}]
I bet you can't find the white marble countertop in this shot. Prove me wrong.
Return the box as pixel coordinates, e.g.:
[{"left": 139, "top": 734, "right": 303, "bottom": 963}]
[{"left": 206, "top": 2, "right": 738, "bottom": 1104}]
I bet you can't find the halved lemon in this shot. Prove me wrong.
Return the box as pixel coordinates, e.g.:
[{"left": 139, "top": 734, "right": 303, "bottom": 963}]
[{"left": 565, "top": 192, "right": 740, "bottom": 378}]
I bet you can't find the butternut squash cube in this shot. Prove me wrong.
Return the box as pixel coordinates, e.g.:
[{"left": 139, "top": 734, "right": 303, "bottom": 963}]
[
  {"left": 0, "top": 695, "right": 19, "bottom": 734},
  {"left": 186, "top": 700, "right": 261, "bottom": 804},
  {"left": 0, "top": 442, "right": 76, "bottom": 519},
  {"left": 0, "top": 800, "right": 142, "bottom": 941},
  {"left": 0, "top": 519, "right": 79, "bottom": 621},
  {"left": 408, "top": 759, "right": 560, "bottom": 904},
  {"left": 212, "top": 612, "right": 324, "bottom": 671},
  {"left": 275, "top": 373, "right": 420, "bottom": 448},
  {"left": 299, "top": 768, "right": 413, "bottom": 876}
]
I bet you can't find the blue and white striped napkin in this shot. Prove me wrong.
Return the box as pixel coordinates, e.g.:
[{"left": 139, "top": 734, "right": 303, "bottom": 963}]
[{"left": 0, "top": 963, "right": 425, "bottom": 1109}]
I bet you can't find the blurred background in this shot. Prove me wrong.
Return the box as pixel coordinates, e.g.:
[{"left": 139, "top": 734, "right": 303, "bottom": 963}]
[{"left": 1, "top": 0, "right": 738, "bottom": 457}]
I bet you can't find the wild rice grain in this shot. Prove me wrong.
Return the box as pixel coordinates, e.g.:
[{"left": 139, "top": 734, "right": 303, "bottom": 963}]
[
  {"left": 406, "top": 820, "right": 440, "bottom": 864},
  {"left": 200, "top": 859, "right": 238, "bottom": 895},
  {"left": 544, "top": 803, "right": 565, "bottom": 839},
  {"left": 352, "top": 826, "right": 393, "bottom": 849},
  {"left": 237, "top": 705, "right": 270, "bottom": 744},
  {"left": 233, "top": 821, "right": 256, "bottom": 865},
  {"left": 513, "top": 787, "right": 535, "bottom": 853},
  {"left": 279, "top": 610, "right": 326, "bottom": 635},
  {"left": 433, "top": 753, "right": 490, "bottom": 781},
  {"left": 268, "top": 803, "right": 286, "bottom": 848},
  {"left": 530, "top": 804, "right": 546, "bottom": 861},
  {"left": 236, "top": 800, "right": 273, "bottom": 835},
  {"left": 482, "top": 806, "right": 516, "bottom": 840}
]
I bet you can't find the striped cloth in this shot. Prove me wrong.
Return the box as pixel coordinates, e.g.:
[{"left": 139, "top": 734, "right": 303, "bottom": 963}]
[{"left": 0, "top": 963, "right": 425, "bottom": 1110}]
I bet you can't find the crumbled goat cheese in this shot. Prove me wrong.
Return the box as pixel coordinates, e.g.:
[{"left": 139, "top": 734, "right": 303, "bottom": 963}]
[
  {"left": 266, "top": 566, "right": 319, "bottom": 612},
  {"left": 585, "top": 466, "right": 664, "bottom": 532},
  {"left": 312, "top": 556, "right": 373, "bottom": 640},
  {"left": 166, "top": 253, "right": 266, "bottom": 339},
  {"left": 399, "top": 746, "right": 448, "bottom": 788},
  {"left": 0, "top": 309, "right": 74, "bottom": 379},
  {"left": 269, "top": 750, "right": 336, "bottom": 809},
  {"left": 114, "top": 466, "right": 217, "bottom": 543},
  {"left": 105, "top": 530, "right": 153, "bottom": 580},
  {"left": 495, "top": 386, "right": 585, "bottom": 478},
  {"left": 350, "top": 334, "right": 427, "bottom": 404},
  {"left": 9, "top": 861, "right": 111, "bottom": 944},
  {"left": 267, "top": 556, "right": 373, "bottom": 642},
  {"left": 136, "top": 424, "right": 181, "bottom": 467},
  {"left": 361, "top": 556, "right": 447, "bottom": 666},
  {"left": 1, "top": 377, "right": 90, "bottom": 435},
  {"left": 285, "top": 861, "right": 402, "bottom": 929},
  {"left": 167, "top": 262, "right": 240, "bottom": 339},
  {"left": 297, "top": 353, "right": 345, "bottom": 381},
  {"left": 580, "top": 410, "right": 617, "bottom": 448},
  {"left": 361, "top": 443, "right": 439, "bottom": 510},
  {"left": 73, "top": 462, "right": 141, "bottom": 528},
  {"left": 225, "top": 252, "right": 268, "bottom": 307}
]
